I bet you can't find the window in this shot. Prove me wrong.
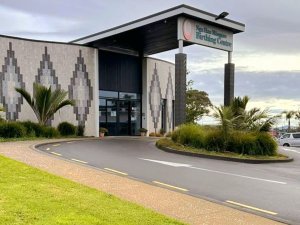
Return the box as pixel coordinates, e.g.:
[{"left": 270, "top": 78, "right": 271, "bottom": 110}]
[
  {"left": 99, "top": 90, "right": 118, "bottom": 98},
  {"left": 292, "top": 133, "right": 300, "bottom": 138},
  {"left": 119, "top": 92, "right": 140, "bottom": 100},
  {"left": 282, "top": 134, "right": 290, "bottom": 139}
]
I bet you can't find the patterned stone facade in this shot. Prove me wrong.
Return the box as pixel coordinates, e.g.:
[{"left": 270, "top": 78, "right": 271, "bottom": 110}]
[
  {"left": 143, "top": 58, "right": 175, "bottom": 134},
  {"left": 0, "top": 36, "right": 98, "bottom": 136},
  {"left": 0, "top": 42, "right": 25, "bottom": 120}
]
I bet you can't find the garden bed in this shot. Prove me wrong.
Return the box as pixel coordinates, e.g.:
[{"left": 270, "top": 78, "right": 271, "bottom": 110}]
[{"left": 156, "top": 138, "right": 293, "bottom": 164}]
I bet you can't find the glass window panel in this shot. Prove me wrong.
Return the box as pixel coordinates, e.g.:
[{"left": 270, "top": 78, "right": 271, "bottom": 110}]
[
  {"left": 293, "top": 133, "right": 300, "bottom": 138},
  {"left": 99, "top": 90, "right": 118, "bottom": 98},
  {"left": 130, "top": 101, "right": 141, "bottom": 136},
  {"left": 119, "top": 92, "right": 140, "bottom": 100}
]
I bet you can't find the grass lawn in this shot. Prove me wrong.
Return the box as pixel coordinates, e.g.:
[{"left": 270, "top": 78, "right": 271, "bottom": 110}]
[
  {"left": 157, "top": 138, "right": 288, "bottom": 161},
  {"left": 0, "top": 155, "right": 185, "bottom": 225}
]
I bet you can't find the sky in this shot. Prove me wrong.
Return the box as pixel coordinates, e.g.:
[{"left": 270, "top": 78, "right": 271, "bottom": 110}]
[{"left": 0, "top": 0, "right": 299, "bottom": 127}]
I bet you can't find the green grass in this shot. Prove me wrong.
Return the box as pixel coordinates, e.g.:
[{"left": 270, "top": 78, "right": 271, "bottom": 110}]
[
  {"left": 0, "top": 136, "right": 87, "bottom": 142},
  {"left": 157, "top": 138, "right": 288, "bottom": 160},
  {"left": 0, "top": 155, "right": 185, "bottom": 225}
]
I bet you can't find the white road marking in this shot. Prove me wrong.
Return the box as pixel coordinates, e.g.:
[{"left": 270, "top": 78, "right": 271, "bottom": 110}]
[
  {"left": 226, "top": 200, "right": 278, "bottom": 215},
  {"left": 51, "top": 152, "right": 61, "bottom": 156},
  {"left": 283, "top": 148, "right": 300, "bottom": 154},
  {"left": 139, "top": 158, "right": 192, "bottom": 167},
  {"left": 71, "top": 158, "right": 88, "bottom": 164},
  {"left": 104, "top": 168, "right": 128, "bottom": 176},
  {"left": 66, "top": 141, "right": 74, "bottom": 144},
  {"left": 139, "top": 158, "right": 286, "bottom": 185},
  {"left": 46, "top": 148, "right": 50, "bottom": 151},
  {"left": 52, "top": 144, "right": 60, "bottom": 147},
  {"left": 153, "top": 181, "right": 188, "bottom": 192}
]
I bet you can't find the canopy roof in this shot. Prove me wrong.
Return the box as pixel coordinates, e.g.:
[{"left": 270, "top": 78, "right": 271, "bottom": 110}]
[{"left": 71, "top": 5, "right": 245, "bottom": 55}]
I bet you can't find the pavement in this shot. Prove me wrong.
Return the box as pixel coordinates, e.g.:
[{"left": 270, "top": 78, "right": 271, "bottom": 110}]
[{"left": 0, "top": 137, "right": 287, "bottom": 225}]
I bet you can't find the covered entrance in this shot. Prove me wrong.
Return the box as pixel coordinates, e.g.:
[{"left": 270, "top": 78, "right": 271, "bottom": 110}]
[
  {"left": 99, "top": 90, "right": 141, "bottom": 136},
  {"left": 72, "top": 4, "right": 245, "bottom": 135}
]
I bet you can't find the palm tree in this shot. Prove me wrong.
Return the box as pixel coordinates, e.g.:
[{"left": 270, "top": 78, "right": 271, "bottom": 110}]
[
  {"left": 229, "top": 96, "right": 277, "bottom": 132},
  {"left": 282, "top": 111, "right": 295, "bottom": 132},
  {"left": 15, "top": 83, "right": 75, "bottom": 125},
  {"left": 295, "top": 111, "right": 300, "bottom": 128},
  {"left": 213, "top": 105, "right": 238, "bottom": 150}
]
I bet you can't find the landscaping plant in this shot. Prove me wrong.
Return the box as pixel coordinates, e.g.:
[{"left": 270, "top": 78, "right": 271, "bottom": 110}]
[
  {"left": 15, "top": 83, "right": 75, "bottom": 125},
  {"left": 57, "top": 122, "right": 76, "bottom": 136}
]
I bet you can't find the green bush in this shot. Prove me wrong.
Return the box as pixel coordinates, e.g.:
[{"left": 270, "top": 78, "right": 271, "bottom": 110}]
[
  {"left": 256, "top": 132, "right": 277, "bottom": 156},
  {"left": 20, "top": 121, "right": 44, "bottom": 137},
  {"left": 227, "top": 131, "right": 257, "bottom": 155},
  {"left": 171, "top": 124, "right": 277, "bottom": 156},
  {"left": 204, "top": 129, "right": 224, "bottom": 152},
  {"left": 42, "top": 126, "right": 60, "bottom": 138},
  {"left": 57, "top": 122, "right": 76, "bottom": 136},
  {"left": 77, "top": 125, "right": 85, "bottom": 136},
  {"left": 0, "top": 122, "right": 26, "bottom": 138},
  {"left": 171, "top": 124, "right": 205, "bottom": 148}
]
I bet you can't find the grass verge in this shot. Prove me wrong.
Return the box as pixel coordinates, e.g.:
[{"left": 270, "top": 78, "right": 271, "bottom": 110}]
[
  {"left": 156, "top": 138, "right": 288, "bottom": 161},
  {"left": 0, "top": 136, "right": 89, "bottom": 143},
  {"left": 0, "top": 155, "right": 185, "bottom": 225}
]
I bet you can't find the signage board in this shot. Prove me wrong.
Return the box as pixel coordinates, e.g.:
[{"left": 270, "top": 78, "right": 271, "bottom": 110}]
[{"left": 178, "top": 17, "right": 233, "bottom": 52}]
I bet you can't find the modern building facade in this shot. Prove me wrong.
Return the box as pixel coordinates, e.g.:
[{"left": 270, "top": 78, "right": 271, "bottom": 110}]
[{"left": 0, "top": 5, "right": 244, "bottom": 136}]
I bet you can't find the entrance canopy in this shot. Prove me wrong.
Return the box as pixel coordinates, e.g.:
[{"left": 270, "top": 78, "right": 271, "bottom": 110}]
[{"left": 71, "top": 4, "right": 245, "bottom": 55}]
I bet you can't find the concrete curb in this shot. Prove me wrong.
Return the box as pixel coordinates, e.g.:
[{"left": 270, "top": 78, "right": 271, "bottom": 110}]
[{"left": 156, "top": 143, "right": 294, "bottom": 164}]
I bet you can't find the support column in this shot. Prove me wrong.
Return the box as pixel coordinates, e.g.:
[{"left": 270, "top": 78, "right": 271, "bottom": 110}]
[
  {"left": 175, "top": 53, "right": 187, "bottom": 126},
  {"left": 224, "top": 52, "right": 235, "bottom": 106}
]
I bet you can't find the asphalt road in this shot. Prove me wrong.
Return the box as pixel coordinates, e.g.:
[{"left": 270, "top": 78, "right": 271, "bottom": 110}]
[{"left": 37, "top": 137, "right": 300, "bottom": 225}]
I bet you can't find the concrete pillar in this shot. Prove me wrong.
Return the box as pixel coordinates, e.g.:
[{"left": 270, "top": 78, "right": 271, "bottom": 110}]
[
  {"left": 224, "top": 63, "right": 235, "bottom": 106},
  {"left": 175, "top": 53, "right": 187, "bottom": 126}
]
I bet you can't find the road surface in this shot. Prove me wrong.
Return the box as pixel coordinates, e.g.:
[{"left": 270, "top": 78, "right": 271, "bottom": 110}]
[{"left": 37, "top": 137, "right": 300, "bottom": 225}]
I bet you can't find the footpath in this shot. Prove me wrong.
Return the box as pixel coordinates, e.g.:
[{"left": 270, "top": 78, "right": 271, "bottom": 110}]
[{"left": 0, "top": 138, "right": 284, "bottom": 225}]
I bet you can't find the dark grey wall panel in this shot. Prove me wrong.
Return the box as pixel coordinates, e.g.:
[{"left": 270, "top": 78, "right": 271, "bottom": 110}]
[
  {"left": 99, "top": 50, "right": 141, "bottom": 93},
  {"left": 175, "top": 53, "right": 186, "bottom": 126}
]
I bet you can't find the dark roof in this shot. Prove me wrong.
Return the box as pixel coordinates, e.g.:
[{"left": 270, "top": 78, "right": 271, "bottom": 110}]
[{"left": 71, "top": 4, "right": 245, "bottom": 55}]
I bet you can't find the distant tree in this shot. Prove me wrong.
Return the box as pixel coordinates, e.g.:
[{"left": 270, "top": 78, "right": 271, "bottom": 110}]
[
  {"left": 295, "top": 111, "right": 300, "bottom": 128},
  {"left": 186, "top": 80, "right": 212, "bottom": 123},
  {"left": 282, "top": 110, "right": 295, "bottom": 132}
]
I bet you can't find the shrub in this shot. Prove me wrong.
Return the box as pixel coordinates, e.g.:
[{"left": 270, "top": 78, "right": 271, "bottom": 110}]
[
  {"left": 256, "top": 132, "right": 277, "bottom": 156},
  {"left": 165, "top": 132, "right": 172, "bottom": 137},
  {"left": 171, "top": 124, "right": 205, "bottom": 149},
  {"left": 139, "top": 128, "right": 148, "bottom": 133},
  {"left": 159, "top": 128, "right": 166, "bottom": 135},
  {"left": 57, "top": 122, "right": 76, "bottom": 136},
  {"left": 100, "top": 127, "right": 108, "bottom": 133},
  {"left": 170, "top": 124, "right": 277, "bottom": 156},
  {"left": 149, "top": 132, "right": 156, "bottom": 137},
  {"left": 227, "top": 131, "right": 257, "bottom": 155},
  {"left": 42, "top": 126, "right": 60, "bottom": 138},
  {"left": 77, "top": 125, "right": 85, "bottom": 136},
  {"left": 203, "top": 129, "right": 224, "bottom": 152},
  {"left": 0, "top": 122, "right": 26, "bottom": 138},
  {"left": 20, "top": 121, "right": 44, "bottom": 137}
]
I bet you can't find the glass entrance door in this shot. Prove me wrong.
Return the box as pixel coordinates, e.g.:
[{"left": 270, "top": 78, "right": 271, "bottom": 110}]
[
  {"left": 117, "top": 100, "right": 130, "bottom": 135},
  {"left": 99, "top": 90, "right": 141, "bottom": 136},
  {"left": 116, "top": 100, "right": 141, "bottom": 136}
]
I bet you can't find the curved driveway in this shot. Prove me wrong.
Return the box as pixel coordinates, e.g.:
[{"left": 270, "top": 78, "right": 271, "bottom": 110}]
[{"left": 37, "top": 137, "right": 300, "bottom": 225}]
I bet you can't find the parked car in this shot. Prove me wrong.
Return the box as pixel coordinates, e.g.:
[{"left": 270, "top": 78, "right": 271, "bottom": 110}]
[{"left": 279, "top": 132, "right": 300, "bottom": 147}]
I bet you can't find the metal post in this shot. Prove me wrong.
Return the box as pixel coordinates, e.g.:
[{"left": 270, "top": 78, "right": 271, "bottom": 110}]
[
  {"left": 179, "top": 39, "right": 183, "bottom": 53},
  {"left": 224, "top": 51, "right": 235, "bottom": 106}
]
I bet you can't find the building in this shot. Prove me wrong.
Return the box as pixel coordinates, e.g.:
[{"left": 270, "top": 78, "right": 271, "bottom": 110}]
[{"left": 0, "top": 5, "right": 244, "bottom": 136}]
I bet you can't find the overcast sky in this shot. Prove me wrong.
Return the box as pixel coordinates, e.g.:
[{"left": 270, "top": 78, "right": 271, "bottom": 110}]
[{"left": 0, "top": 0, "right": 299, "bottom": 127}]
